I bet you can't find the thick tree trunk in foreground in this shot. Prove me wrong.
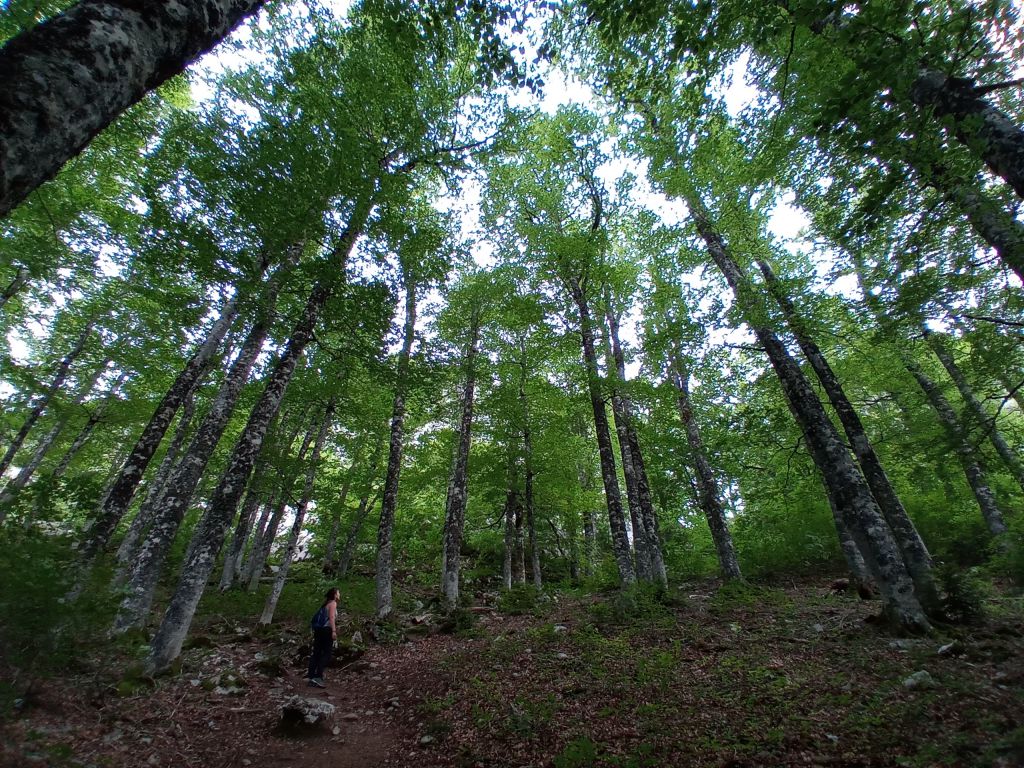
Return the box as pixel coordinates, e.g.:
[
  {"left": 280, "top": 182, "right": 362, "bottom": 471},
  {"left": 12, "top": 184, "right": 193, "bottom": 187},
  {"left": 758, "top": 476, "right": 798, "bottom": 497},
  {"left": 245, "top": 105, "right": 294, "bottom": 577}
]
[
  {"left": 757, "top": 258, "right": 939, "bottom": 613},
  {"left": 376, "top": 280, "right": 416, "bottom": 619},
  {"left": 671, "top": 351, "right": 742, "bottom": 580},
  {"left": 113, "top": 281, "right": 279, "bottom": 634},
  {"left": 0, "top": 0, "right": 267, "bottom": 216},
  {"left": 923, "top": 327, "right": 1024, "bottom": 494},
  {"left": 144, "top": 220, "right": 364, "bottom": 674},
  {"left": 910, "top": 70, "right": 1024, "bottom": 200},
  {"left": 0, "top": 320, "right": 93, "bottom": 479},
  {"left": 568, "top": 276, "right": 635, "bottom": 586},
  {"left": 688, "top": 195, "right": 928, "bottom": 631},
  {"left": 260, "top": 401, "right": 333, "bottom": 625},
  {"left": 441, "top": 313, "right": 481, "bottom": 607},
  {"left": 78, "top": 297, "right": 237, "bottom": 566},
  {"left": 606, "top": 299, "right": 666, "bottom": 586}
]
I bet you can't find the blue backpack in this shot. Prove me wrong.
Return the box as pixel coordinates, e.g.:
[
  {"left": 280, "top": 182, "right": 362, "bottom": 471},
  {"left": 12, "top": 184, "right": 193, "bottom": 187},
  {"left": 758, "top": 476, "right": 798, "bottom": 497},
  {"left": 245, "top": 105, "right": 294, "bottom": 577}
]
[{"left": 311, "top": 604, "right": 330, "bottom": 631}]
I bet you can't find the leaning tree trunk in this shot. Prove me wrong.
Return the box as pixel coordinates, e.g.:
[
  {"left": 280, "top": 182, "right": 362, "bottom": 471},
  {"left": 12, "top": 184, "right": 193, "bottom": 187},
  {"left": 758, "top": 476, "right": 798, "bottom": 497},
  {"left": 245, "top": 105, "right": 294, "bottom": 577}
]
[
  {"left": 260, "top": 400, "right": 333, "bottom": 625},
  {"left": 143, "top": 217, "right": 366, "bottom": 674},
  {"left": 568, "top": 275, "right": 635, "bottom": 586},
  {"left": 338, "top": 487, "right": 382, "bottom": 578},
  {"left": 77, "top": 296, "right": 238, "bottom": 568},
  {"left": 0, "top": 265, "right": 30, "bottom": 309},
  {"left": 671, "top": 351, "right": 742, "bottom": 580},
  {"left": 322, "top": 432, "right": 365, "bottom": 572},
  {"left": 605, "top": 297, "right": 666, "bottom": 586},
  {"left": 923, "top": 327, "right": 1024, "bottom": 494},
  {"left": 376, "top": 279, "right": 416, "bottom": 619},
  {"left": 112, "top": 277, "right": 282, "bottom": 634},
  {"left": 441, "top": 311, "right": 481, "bottom": 607},
  {"left": 757, "top": 257, "right": 939, "bottom": 613},
  {"left": 687, "top": 193, "right": 928, "bottom": 632},
  {"left": 50, "top": 369, "right": 128, "bottom": 482},
  {"left": 0, "top": 320, "right": 93, "bottom": 478},
  {"left": 910, "top": 69, "right": 1024, "bottom": 200},
  {"left": 245, "top": 493, "right": 289, "bottom": 591},
  {"left": 218, "top": 482, "right": 263, "bottom": 591},
  {"left": 0, "top": 0, "right": 268, "bottom": 216}
]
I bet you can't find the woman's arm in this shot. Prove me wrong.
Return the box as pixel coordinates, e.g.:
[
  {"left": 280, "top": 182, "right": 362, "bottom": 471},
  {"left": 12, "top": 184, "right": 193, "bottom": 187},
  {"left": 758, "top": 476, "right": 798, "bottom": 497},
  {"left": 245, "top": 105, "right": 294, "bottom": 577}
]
[{"left": 328, "top": 601, "right": 338, "bottom": 639}]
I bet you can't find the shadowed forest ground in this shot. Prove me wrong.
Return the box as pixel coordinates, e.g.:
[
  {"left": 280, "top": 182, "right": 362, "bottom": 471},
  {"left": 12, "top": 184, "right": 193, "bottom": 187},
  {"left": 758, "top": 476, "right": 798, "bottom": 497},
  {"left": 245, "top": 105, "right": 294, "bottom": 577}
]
[{"left": 2, "top": 577, "right": 1023, "bottom": 768}]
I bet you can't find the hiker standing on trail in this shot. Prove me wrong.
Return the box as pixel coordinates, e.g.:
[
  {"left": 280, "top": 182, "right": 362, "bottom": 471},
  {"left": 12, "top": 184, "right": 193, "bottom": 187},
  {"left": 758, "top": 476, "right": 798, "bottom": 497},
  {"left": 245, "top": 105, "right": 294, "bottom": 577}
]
[{"left": 307, "top": 587, "right": 339, "bottom": 688}]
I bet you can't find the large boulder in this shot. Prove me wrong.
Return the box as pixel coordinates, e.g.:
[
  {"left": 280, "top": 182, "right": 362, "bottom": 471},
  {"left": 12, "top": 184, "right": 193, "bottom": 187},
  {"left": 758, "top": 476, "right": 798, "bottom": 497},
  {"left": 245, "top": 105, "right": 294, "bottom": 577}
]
[{"left": 279, "top": 696, "right": 335, "bottom": 728}]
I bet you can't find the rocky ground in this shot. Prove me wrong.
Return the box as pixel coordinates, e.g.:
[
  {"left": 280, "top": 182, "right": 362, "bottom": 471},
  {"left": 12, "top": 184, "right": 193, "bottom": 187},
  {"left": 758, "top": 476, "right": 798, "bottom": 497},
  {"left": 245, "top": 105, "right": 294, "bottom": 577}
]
[{"left": 2, "top": 579, "right": 1023, "bottom": 767}]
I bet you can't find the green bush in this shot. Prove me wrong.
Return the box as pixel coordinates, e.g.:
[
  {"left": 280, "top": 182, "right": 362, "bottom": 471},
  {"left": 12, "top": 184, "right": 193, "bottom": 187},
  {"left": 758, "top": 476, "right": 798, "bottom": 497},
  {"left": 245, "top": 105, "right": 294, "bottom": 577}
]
[{"left": 937, "top": 564, "right": 991, "bottom": 625}]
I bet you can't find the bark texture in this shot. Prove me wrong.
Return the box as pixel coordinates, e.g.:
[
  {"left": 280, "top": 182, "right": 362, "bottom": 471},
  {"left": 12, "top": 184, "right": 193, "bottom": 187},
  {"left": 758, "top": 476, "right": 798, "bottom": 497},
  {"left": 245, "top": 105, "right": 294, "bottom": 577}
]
[{"left": 0, "top": 0, "right": 267, "bottom": 215}]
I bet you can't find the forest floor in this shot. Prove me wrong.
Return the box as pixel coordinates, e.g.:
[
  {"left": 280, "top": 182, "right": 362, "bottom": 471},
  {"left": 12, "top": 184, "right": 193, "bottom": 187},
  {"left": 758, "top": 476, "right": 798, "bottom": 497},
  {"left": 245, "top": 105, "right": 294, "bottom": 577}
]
[{"left": 2, "top": 576, "right": 1024, "bottom": 768}]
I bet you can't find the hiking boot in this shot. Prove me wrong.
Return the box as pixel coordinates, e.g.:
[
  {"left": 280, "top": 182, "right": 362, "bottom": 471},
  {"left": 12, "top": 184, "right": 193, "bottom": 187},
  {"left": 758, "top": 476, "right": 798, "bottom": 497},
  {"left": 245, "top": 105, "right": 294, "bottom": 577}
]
[{"left": 309, "top": 678, "right": 326, "bottom": 688}]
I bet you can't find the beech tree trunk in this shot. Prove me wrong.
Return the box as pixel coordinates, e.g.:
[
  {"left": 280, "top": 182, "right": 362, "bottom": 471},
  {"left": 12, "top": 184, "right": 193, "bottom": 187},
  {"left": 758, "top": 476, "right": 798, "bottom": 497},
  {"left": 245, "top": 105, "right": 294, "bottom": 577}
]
[
  {"left": 0, "top": 266, "right": 30, "bottom": 309},
  {"left": 322, "top": 433, "right": 365, "bottom": 572},
  {"left": 78, "top": 296, "right": 237, "bottom": 567},
  {"left": 518, "top": 346, "right": 542, "bottom": 591},
  {"left": 144, "top": 217, "right": 365, "bottom": 674},
  {"left": 910, "top": 69, "right": 1024, "bottom": 200},
  {"left": 923, "top": 327, "right": 1024, "bottom": 494},
  {"left": 687, "top": 194, "right": 928, "bottom": 632},
  {"left": 245, "top": 493, "right": 289, "bottom": 591},
  {"left": 605, "top": 298, "right": 666, "bottom": 586},
  {"left": 0, "top": 0, "right": 267, "bottom": 216},
  {"left": 337, "top": 431, "right": 386, "bottom": 577},
  {"left": 568, "top": 275, "right": 635, "bottom": 586},
  {"left": 376, "top": 279, "right": 416, "bottom": 619},
  {"left": 757, "top": 258, "right": 939, "bottom": 613},
  {"left": 218, "top": 483, "right": 263, "bottom": 591},
  {"left": 513, "top": 499, "right": 526, "bottom": 585},
  {"left": 113, "top": 266, "right": 283, "bottom": 634},
  {"left": 502, "top": 484, "right": 517, "bottom": 590},
  {"left": 50, "top": 369, "right": 128, "bottom": 482},
  {"left": 260, "top": 400, "right": 333, "bottom": 625},
  {"left": 441, "top": 312, "right": 481, "bottom": 607},
  {"left": 670, "top": 351, "right": 742, "bottom": 580},
  {"left": 0, "top": 320, "right": 93, "bottom": 478}
]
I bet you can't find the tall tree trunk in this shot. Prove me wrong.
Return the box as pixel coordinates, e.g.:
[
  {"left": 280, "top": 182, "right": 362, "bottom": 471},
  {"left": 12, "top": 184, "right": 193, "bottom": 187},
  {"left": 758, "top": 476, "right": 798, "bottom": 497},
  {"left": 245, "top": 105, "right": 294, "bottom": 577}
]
[
  {"left": 0, "top": 0, "right": 268, "bottom": 216},
  {"left": 910, "top": 69, "right": 1024, "bottom": 200},
  {"left": 512, "top": 498, "right": 526, "bottom": 585},
  {"left": 756, "top": 257, "right": 939, "bottom": 613},
  {"left": 322, "top": 433, "right": 366, "bottom": 572},
  {"left": 114, "top": 381, "right": 200, "bottom": 569},
  {"left": 923, "top": 327, "right": 1024, "bottom": 494},
  {"left": 502, "top": 484, "right": 517, "bottom": 591},
  {"left": 605, "top": 296, "right": 666, "bottom": 586},
  {"left": 245, "top": 493, "right": 289, "bottom": 591},
  {"left": 338, "top": 487, "right": 382, "bottom": 578},
  {"left": 0, "top": 320, "right": 93, "bottom": 478},
  {"left": 519, "top": 345, "right": 541, "bottom": 591},
  {"left": 670, "top": 350, "right": 742, "bottom": 580},
  {"left": 441, "top": 311, "right": 481, "bottom": 607},
  {"left": 687, "top": 194, "right": 928, "bottom": 632},
  {"left": 78, "top": 296, "right": 238, "bottom": 566},
  {"left": 0, "top": 266, "right": 30, "bottom": 309},
  {"left": 568, "top": 275, "right": 635, "bottom": 586},
  {"left": 218, "top": 483, "right": 263, "bottom": 591},
  {"left": 50, "top": 369, "right": 128, "bottom": 482},
  {"left": 112, "top": 268, "right": 283, "bottom": 634},
  {"left": 376, "top": 279, "right": 416, "bottom": 619},
  {"left": 143, "top": 216, "right": 366, "bottom": 674},
  {"left": 260, "top": 400, "right": 333, "bottom": 625}
]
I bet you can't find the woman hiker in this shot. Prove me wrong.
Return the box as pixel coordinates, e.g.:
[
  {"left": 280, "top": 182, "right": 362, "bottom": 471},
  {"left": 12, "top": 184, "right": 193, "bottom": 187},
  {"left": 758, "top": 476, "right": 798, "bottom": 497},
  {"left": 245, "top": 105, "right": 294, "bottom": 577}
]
[{"left": 307, "top": 587, "right": 339, "bottom": 688}]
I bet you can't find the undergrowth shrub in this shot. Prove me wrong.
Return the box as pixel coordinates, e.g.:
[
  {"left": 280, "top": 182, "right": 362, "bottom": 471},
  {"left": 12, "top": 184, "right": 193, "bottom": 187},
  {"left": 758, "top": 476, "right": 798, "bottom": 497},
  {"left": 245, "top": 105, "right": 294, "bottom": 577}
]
[
  {"left": 588, "top": 583, "right": 675, "bottom": 628},
  {"left": 938, "top": 563, "right": 990, "bottom": 625}
]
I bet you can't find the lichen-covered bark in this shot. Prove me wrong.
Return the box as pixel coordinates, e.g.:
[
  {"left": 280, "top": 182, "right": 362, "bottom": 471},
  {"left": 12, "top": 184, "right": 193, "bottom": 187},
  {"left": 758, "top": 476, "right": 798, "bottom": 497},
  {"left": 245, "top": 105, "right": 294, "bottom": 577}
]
[
  {"left": 0, "top": 0, "right": 267, "bottom": 216},
  {"left": 569, "top": 276, "right": 635, "bottom": 586},
  {"left": 260, "top": 401, "right": 333, "bottom": 625},
  {"left": 441, "top": 313, "right": 481, "bottom": 607},
  {"left": 910, "top": 69, "right": 1024, "bottom": 200},
  {"left": 78, "top": 297, "right": 237, "bottom": 566},
  {"left": 757, "top": 258, "right": 939, "bottom": 614},
  {"left": 218, "top": 483, "right": 262, "bottom": 591},
  {"left": 671, "top": 351, "right": 742, "bottom": 581},
  {"left": 376, "top": 279, "right": 416, "bottom": 619},
  {"left": 688, "top": 195, "right": 928, "bottom": 632},
  {"left": 502, "top": 484, "right": 517, "bottom": 590}
]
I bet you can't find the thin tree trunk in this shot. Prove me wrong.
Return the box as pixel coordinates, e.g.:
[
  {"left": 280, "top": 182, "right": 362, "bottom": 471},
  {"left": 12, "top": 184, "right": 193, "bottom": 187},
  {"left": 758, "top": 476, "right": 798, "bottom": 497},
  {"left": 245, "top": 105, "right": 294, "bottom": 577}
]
[
  {"left": 441, "top": 311, "right": 481, "bottom": 607},
  {"left": 502, "top": 484, "right": 516, "bottom": 591},
  {"left": 246, "top": 494, "right": 288, "bottom": 591},
  {"left": 0, "top": 0, "right": 268, "bottom": 216},
  {"left": 605, "top": 296, "right": 666, "bottom": 585},
  {"left": 0, "top": 266, "right": 30, "bottom": 309},
  {"left": 50, "top": 369, "right": 128, "bottom": 481},
  {"left": 322, "top": 433, "right": 365, "bottom": 572},
  {"left": 0, "top": 320, "right": 93, "bottom": 478},
  {"left": 513, "top": 498, "right": 526, "bottom": 585},
  {"left": 568, "top": 275, "right": 635, "bottom": 586},
  {"left": 519, "top": 347, "right": 541, "bottom": 591},
  {"left": 671, "top": 351, "right": 742, "bottom": 580},
  {"left": 376, "top": 278, "right": 416, "bottom": 619},
  {"left": 910, "top": 69, "right": 1024, "bottom": 200},
  {"left": 143, "top": 216, "right": 366, "bottom": 674},
  {"left": 218, "top": 483, "right": 263, "bottom": 591},
  {"left": 757, "top": 257, "right": 939, "bottom": 613},
  {"left": 923, "top": 327, "right": 1024, "bottom": 494},
  {"left": 338, "top": 487, "right": 382, "bottom": 578},
  {"left": 260, "top": 400, "right": 333, "bottom": 625},
  {"left": 113, "top": 273, "right": 282, "bottom": 634},
  {"left": 687, "top": 194, "right": 928, "bottom": 631},
  {"left": 78, "top": 296, "right": 238, "bottom": 567}
]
